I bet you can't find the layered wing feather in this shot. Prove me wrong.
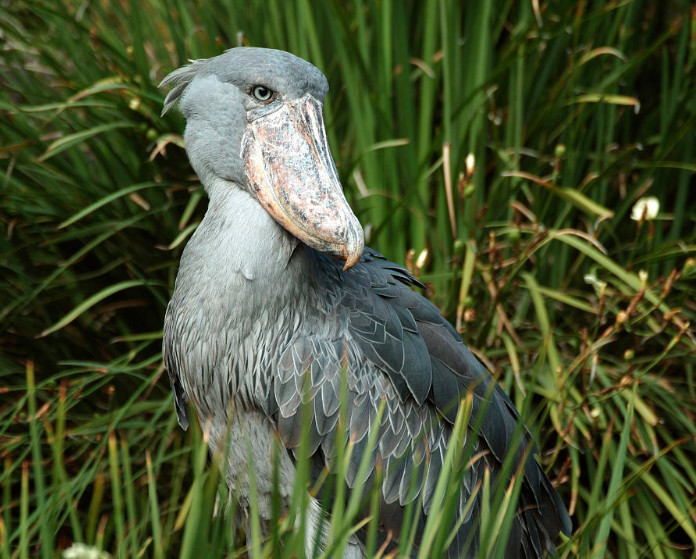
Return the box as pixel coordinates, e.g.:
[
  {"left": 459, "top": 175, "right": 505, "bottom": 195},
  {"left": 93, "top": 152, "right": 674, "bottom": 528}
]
[{"left": 268, "top": 247, "right": 571, "bottom": 558}]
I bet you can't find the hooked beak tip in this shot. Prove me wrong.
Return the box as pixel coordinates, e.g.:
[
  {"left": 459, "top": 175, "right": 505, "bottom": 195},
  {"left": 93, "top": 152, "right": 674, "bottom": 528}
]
[
  {"left": 343, "top": 253, "right": 360, "bottom": 271},
  {"left": 341, "top": 227, "right": 364, "bottom": 271}
]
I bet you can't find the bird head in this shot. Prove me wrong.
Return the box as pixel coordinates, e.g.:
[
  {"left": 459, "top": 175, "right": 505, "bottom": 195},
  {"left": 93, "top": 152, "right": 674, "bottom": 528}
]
[{"left": 160, "top": 47, "right": 364, "bottom": 270}]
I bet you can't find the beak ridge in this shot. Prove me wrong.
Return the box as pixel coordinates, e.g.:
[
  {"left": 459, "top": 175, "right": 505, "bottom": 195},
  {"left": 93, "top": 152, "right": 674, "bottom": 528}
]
[{"left": 242, "top": 95, "right": 364, "bottom": 269}]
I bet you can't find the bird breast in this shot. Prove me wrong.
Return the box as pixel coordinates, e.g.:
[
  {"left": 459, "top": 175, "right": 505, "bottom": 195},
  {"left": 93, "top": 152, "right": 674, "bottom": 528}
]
[{"left": 163, "top": 184, "right": 309, "bottom": 421}]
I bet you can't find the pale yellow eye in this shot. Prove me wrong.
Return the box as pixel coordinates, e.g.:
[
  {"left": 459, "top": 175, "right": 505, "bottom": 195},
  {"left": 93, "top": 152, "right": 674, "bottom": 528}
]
[{"left": 252, "top": 85, "right": 273, "bottom": 102}]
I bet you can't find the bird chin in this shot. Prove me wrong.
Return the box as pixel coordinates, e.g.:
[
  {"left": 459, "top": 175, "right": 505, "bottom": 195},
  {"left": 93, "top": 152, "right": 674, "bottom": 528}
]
[{"left": 241, "top": 94, "right": 364, "bottom": 270}]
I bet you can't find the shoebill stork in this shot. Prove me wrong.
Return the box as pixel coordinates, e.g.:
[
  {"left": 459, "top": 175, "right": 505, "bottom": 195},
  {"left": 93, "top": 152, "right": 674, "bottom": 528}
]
[{"left": 160, "top": 47, "right": 571, "bottom": 558}]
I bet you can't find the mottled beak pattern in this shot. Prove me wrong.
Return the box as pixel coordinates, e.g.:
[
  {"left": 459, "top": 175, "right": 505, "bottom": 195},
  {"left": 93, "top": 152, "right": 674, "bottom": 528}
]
[{"left": 242, "top": 94, "right": 364, "bottom": 270}]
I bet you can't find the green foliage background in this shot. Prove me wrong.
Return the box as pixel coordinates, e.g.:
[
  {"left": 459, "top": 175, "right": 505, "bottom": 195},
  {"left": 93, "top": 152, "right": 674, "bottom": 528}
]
[{"left": 1, "top": 0, "right": 695, "bottom": 557}]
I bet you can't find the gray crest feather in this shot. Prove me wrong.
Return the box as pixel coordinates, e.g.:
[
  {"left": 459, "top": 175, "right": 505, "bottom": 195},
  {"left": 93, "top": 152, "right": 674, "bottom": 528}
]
[{"left": 159, "top": 59, "right": 207, "bottom": 116}]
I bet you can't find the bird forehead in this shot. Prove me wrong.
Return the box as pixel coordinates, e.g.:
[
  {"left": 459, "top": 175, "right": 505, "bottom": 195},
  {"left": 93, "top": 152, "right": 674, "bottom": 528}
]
[{"left": 202, "top": 47, "right": 328, "bottom": 99}]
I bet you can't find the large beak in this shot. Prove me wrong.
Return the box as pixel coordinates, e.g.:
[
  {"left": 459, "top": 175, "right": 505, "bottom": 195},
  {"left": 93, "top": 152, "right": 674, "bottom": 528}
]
[{"left": 241, "top": 94, "right": 364, "bottom": 270}]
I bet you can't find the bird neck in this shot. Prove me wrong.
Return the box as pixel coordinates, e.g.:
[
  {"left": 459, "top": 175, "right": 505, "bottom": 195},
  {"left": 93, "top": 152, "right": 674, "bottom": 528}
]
[
  {"left": 168, "top": 178, "right": 307, "bottom": 349},
  {"left": 164, "top": 178, "right": 309, "bottom": 418},
  {"left": 196, "top": 178, "right": 300, "bottom": 281}
]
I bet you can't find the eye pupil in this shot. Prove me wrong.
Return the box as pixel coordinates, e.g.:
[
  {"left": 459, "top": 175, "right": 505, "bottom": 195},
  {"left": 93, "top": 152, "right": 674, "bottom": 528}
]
[{"left": 253, "top": 85, "right": 272, "bottom": 102}]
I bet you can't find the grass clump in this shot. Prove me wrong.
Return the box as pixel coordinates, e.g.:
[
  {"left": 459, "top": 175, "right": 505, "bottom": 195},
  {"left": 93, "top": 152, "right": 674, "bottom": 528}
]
[{"left": 1, "top": 1, "right": 695, "bottom": 558}]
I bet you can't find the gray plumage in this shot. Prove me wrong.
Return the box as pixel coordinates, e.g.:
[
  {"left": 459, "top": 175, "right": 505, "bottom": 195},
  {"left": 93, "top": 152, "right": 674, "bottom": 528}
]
[{"left": 160, "top": 47, "right": 571, "bottom": 558}]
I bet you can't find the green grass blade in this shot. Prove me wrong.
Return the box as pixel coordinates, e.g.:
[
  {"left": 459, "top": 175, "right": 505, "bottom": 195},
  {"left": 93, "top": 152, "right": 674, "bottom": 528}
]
[{"left": 39, "top": 279, "right": 157, "bottom": 337}]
